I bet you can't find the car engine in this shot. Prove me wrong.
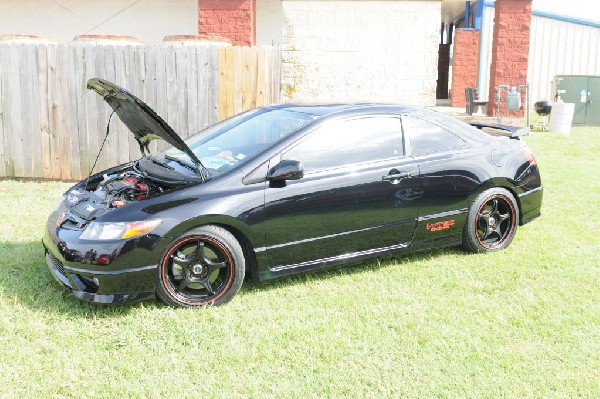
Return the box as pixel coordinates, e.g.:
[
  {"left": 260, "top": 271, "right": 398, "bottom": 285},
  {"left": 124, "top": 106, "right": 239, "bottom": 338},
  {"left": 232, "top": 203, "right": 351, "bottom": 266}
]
[{"left": 65, "top": 172, "right": 167, "bottom": 220}]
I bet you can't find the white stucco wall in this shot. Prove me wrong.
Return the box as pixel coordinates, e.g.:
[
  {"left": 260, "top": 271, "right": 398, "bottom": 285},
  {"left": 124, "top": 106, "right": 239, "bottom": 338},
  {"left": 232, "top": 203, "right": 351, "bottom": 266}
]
[
  {"left": 281, "top": 0, "right": 441, "bottom": 105},
  {"left": 0, "top": 0, "right": 197, "bottom": 44},
  {"left": 256, "top": 0, "right": 284, "bottom": 45}
]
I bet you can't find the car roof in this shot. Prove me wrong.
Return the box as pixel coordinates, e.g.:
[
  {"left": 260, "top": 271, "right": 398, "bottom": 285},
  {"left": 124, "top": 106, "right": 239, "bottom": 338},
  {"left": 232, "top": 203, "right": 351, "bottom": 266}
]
[
  {"left": 265, "top": 102, "right": 420, "bottom": 116},
  {"left": 264, "top": 102, "right": 490, "bottom": 143}
]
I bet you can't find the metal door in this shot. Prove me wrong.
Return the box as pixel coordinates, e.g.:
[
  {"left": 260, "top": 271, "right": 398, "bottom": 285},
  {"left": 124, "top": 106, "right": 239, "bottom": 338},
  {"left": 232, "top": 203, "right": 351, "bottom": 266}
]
[
  {"left": 585, "top": 77, "right": 600, "bottom": 125},
  {"left": 555, "top": 75, "right": 588, "bottom": 124}
]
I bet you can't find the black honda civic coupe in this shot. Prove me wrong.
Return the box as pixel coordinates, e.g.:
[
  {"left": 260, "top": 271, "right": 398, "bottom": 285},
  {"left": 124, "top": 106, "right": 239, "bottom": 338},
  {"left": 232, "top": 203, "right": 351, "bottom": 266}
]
[{"left": 43, "top": 79, "right": 543, "bottom": 307}]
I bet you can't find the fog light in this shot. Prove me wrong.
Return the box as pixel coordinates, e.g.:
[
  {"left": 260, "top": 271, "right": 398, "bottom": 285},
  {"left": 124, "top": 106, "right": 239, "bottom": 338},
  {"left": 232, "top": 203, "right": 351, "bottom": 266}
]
[{"left": 77, "top": 275, "right": 100, "bottom": 293}]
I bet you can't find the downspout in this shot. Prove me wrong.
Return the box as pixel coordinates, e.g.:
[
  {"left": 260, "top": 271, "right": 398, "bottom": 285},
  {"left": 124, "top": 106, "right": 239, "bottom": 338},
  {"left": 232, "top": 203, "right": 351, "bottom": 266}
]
[
  {"left": 465, "top": 1, "right": 471, "bottom": 28},
  {"left": 441, "top": 22, "right": 445, "bottom": 43},
  {"left": 475, "top": 0, "right": 487, "bottom": 96}
]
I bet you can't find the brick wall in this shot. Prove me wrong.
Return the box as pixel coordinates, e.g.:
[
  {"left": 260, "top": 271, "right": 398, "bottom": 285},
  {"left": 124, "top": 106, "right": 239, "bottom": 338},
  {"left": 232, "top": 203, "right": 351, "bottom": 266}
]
[
  {"left": 487, "top": 0, "right": 532, "bottom": 116},
  {"left": 198, "top": 0, "right": 255, "bottom": 46},
  {"left": 281, "top": 0, "right": 440, "bottom": 106},
  {"left": 450, "top": 29, "right": 479, "bottom": 107}
]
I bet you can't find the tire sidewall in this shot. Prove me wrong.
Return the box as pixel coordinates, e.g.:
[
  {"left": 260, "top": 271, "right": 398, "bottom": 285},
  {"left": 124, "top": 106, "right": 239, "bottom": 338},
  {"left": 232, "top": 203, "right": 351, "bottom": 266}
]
[
  {"left": 156, "top": 225, "right": 245, "bottom": 307},
  {"left": 464, "top": 188, "right": 519, "bottom": 253}
]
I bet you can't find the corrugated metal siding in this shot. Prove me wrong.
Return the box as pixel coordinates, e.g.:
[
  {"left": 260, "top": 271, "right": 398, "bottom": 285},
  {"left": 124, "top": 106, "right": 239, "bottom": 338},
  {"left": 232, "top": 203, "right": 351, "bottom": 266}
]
[
  {"left": 528, "top": 15, "right": 600, "bottom": 102},
  {"left": 476, "top": 10, "right": 600, "bottom": 106}
]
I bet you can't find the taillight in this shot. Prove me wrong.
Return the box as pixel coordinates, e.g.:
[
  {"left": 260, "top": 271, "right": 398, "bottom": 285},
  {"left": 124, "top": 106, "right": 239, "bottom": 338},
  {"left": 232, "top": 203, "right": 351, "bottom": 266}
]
[{"left": 520, "top": 146, "right": 537, "bottom": 166}]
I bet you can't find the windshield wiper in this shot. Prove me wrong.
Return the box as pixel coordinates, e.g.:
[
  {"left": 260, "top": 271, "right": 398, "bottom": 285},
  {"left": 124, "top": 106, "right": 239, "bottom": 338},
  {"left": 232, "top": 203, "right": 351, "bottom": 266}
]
[
  {"left": 165, "top": 155, "right": 212, "bottom": 180},
  {"left": 164, "top": 155, "right": 197, "bottom": 170}
]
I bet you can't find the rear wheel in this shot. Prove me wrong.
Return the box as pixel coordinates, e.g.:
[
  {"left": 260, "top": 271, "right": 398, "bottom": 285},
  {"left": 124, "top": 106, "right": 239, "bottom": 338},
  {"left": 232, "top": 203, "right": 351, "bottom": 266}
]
[
  {"left": 156, "top": 225, "right": 245, "bottom": 307},
  {"left": 463, "top": 188, "right": 519, "bottom": 253}
]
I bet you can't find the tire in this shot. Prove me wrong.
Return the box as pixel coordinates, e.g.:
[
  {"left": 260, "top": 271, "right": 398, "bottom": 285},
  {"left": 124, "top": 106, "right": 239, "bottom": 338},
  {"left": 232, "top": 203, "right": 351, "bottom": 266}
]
[
  {"left": 463, "top": 188, "right": 519, "bottom": 253},
  {"left": 156, "top": 225, "right": 245, "bottom": 307}
]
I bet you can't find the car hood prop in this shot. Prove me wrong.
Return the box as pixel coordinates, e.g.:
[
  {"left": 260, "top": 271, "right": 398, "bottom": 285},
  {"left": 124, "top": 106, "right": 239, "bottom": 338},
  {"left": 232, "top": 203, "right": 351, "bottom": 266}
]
[{"left": 87, "top": 78, "right": 207, "bottom": 178}]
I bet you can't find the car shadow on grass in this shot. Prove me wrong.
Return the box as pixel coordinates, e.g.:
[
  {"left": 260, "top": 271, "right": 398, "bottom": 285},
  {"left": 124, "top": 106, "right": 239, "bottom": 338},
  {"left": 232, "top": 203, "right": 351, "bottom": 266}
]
[
  {"left": 0, "top": 240, "right": 466, "bottom": 316},
  {"left": 237, "top": 246, "right": 467, "bottom": 297},
  {"left": 0, "top": 241, "right": 155, "bottom": 318}
]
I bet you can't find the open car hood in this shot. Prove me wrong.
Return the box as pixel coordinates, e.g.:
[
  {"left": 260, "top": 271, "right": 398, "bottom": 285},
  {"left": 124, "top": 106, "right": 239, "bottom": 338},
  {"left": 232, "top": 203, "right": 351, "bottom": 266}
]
[{"left": 87, "top": 78, "right": 203, "bottom": 170}]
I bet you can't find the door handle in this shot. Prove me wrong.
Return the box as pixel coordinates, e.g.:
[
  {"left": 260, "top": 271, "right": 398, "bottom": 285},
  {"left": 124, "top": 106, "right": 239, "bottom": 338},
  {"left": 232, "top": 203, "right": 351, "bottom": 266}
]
[{"left": 382, "top": 170, "right": 411, "bottom": 184}]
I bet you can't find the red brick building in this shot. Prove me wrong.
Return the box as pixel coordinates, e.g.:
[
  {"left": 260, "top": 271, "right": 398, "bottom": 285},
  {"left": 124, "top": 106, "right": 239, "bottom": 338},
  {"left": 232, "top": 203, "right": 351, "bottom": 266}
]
[
  {"left": 448, "top": 0, "right": 533, "bottom": 117},
  {"left": 198, "top": 0, "right": 256, "bottom": 46},
  {"left": 199, "top": 0, "right": 536, "bottom": 114},
  {"left": 487, "top": 0, "right": 532, "bottom": 116}
]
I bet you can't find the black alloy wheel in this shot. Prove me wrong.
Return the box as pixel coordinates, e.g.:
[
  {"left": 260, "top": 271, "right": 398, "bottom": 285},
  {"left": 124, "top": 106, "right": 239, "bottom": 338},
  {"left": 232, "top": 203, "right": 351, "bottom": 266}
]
[
  {"left": 156, "top": 225, "right": 245, "bottom": 307},
  {"left": 463, "top": 188, "right": 519, "bottom": 253}
]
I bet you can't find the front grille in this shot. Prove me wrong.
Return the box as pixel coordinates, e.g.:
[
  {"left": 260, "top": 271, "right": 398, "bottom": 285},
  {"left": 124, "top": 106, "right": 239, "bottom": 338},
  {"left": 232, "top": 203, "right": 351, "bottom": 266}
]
[
  {"left": 46, "top": 252, "right": 65, "bottom": 276},
  {"left": 45, "top": 252, "right": 72, "bottom": 289},
  {"left": 61, "top": 219, "right": 87, "bottom": 230},
  {"left": 57, "top": 211, "right": 87, "bottom": 230}
]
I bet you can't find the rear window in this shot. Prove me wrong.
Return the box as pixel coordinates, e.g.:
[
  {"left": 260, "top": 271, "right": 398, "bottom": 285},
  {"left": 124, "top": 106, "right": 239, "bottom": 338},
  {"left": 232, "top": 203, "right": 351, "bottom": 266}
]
[{"left": 402, "top": 116, "right": 465, "bottom": 156}]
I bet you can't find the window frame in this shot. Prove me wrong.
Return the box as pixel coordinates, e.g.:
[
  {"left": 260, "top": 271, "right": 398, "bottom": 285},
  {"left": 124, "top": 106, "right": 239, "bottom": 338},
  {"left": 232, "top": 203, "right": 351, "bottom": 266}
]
[{"left": 401, "top": 115, "right": 466, "bottom": 157}]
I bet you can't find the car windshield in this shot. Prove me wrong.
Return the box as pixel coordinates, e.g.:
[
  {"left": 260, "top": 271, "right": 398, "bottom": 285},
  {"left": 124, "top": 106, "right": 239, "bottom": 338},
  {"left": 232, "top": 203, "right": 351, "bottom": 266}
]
[{"left": 163, "top": 108, "right": 316, "bottom": 174}]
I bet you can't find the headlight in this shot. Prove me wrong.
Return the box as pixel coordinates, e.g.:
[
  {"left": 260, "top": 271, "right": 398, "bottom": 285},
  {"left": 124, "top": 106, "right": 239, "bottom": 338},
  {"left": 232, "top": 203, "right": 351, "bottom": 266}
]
[{"left": 80, "top": 219, "right": 162, "bottom": 240}]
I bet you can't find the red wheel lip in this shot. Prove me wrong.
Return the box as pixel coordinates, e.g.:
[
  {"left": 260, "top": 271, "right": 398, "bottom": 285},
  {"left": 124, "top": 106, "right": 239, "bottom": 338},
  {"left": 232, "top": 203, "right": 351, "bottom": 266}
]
[
  {"left": 474, "top": 194, "right": 516, "bottom": 250},
  {"left": 160, "top": 235, "right": 234, "bottom": 305}
]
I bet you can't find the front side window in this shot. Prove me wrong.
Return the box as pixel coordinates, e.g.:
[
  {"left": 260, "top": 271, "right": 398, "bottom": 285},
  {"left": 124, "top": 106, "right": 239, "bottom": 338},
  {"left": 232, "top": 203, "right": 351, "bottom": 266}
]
[
  {"left": 402, "top": 116, "right": 465, "bottom": 156},
  {"left": 284, "top": 117, "right": 404, "bottom": 173}
]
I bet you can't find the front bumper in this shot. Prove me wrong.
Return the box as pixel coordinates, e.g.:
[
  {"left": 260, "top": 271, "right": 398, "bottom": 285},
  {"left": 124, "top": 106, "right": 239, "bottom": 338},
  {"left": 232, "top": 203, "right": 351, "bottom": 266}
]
[
  {"left": 43, "top": 211, "right": 164, "bottom": 304},
  {"left": 44, "top": 250, "right": 156, "bottom": 303}
]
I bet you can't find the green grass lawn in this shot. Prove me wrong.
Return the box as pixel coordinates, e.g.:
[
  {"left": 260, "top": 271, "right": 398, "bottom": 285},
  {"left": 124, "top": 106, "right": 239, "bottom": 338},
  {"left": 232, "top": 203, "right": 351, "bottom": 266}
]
[{"left": 1, "top": 127, "right": 599, "bottom": 398}]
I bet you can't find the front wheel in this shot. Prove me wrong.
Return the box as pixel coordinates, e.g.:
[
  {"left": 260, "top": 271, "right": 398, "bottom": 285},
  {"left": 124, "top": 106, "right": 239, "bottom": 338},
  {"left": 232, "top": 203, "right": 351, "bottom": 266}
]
[
  {"left": 463, "top": 188, "right": 519, "bottom": 253},
  {"left": 156, "top": 225, "right": 245, "bottom": 307}
]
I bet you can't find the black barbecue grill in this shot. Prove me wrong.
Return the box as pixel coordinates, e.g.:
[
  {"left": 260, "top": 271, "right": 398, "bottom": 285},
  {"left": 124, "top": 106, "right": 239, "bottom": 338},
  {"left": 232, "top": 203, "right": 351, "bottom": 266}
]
[{"left": 533, "top": 100, "right": 552, "bottom": 131}]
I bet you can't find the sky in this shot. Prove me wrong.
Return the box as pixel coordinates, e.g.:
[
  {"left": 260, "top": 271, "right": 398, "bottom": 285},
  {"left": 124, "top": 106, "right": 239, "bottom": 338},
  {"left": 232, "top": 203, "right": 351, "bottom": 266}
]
[{"left": 532, "top": 0, "right": 600, "bottom": 21}]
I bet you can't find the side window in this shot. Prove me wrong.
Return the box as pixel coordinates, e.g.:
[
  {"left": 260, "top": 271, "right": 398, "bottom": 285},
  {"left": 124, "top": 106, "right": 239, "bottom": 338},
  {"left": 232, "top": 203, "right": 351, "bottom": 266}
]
[
  {"left": 284, "top": 117, "right": 403, "bottom": 173},
  {"left": 402, "top": 116, "right": 465, "bottom": 156}
]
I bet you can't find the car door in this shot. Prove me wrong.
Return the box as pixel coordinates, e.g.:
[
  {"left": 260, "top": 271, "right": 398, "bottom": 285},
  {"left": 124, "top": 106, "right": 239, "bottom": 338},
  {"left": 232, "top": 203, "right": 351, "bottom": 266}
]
[
  {"left": 262, "top": 115, "right": 420, "bottom": 271},
  {"left": 401, "top": 115, "right": 478, "bottom": 246}
]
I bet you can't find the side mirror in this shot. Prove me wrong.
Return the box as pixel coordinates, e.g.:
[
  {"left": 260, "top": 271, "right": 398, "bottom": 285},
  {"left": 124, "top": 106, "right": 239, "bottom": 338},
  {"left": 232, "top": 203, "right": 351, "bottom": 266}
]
[{"left": 266, "top": 159, "right": 304, "bottom": 181}]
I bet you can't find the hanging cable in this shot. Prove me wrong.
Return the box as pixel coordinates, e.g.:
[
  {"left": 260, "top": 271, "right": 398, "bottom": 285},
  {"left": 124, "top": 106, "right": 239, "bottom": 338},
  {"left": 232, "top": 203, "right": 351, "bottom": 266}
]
[
  {"left": 66, "top": 0, "right": 144, "bottom": 43},
  {"left": 48, "top": 0, "right": 97, "bottom": 28}
]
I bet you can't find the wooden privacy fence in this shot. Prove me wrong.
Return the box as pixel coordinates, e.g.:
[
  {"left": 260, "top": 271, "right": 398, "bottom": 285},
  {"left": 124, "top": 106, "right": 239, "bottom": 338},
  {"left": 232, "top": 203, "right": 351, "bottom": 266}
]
[{"left": 0, "top": 41, "right": 281, "bottom": 181}]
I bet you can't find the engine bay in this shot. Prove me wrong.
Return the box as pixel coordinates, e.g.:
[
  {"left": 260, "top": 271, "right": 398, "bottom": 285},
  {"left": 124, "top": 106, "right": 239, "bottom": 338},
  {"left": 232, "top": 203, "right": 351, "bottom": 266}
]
[{"left": 65, "top": 171, "right": 172, "bottom": 221}]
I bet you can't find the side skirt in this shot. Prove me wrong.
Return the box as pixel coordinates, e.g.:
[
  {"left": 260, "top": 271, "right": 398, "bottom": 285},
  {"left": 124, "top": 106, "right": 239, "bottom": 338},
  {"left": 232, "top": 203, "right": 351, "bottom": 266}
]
[{"left": 260, "top": 242, "right": 410, "bottom": 280}]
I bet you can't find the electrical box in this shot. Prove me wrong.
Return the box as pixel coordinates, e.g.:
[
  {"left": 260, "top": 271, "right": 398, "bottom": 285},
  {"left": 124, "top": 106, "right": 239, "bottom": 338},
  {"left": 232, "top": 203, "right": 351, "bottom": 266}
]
[{"left": 552, "top": 75, "right": 600, "bottom": 125}]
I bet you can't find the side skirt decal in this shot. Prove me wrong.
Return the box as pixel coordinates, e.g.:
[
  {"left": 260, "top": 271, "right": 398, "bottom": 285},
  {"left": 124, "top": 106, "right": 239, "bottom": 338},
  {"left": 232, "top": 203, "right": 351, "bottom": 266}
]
[
  {"left": 417, "top": 208, "right": 468, "bottom": 222},
  {"left": 269, "top": 242, "right": 410, "bottom": 273}
]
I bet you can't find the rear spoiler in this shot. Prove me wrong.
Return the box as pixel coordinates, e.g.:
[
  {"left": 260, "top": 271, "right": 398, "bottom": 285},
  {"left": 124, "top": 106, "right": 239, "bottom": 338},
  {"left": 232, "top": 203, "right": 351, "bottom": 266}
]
[{"left": 468, "top": 122, "right": 530, "bottom": 139}]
